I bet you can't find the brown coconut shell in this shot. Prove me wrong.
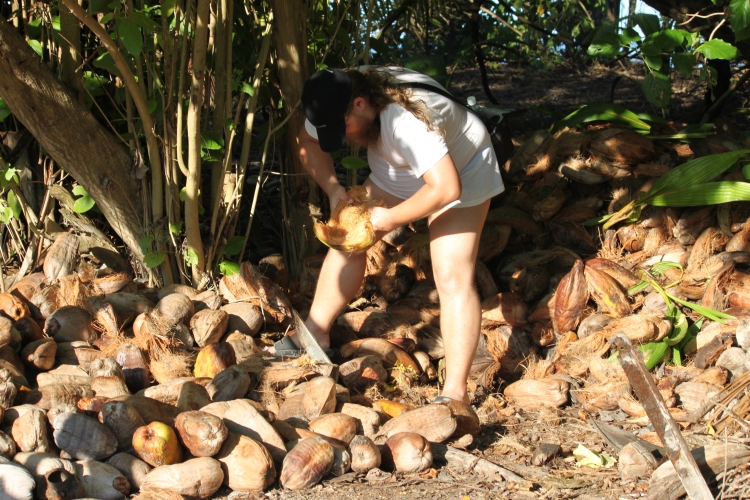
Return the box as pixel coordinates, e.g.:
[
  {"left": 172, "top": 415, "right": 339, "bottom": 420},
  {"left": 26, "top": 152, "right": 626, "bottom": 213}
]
[
  {"left": 221, "top": 302, "right": 263, "bottom": 337},
  {"left": 504, "top": 378, "right": 569, "bottom": 411},
  {"left": 552, "top": 260, "right": 589, "bottom": 333},
  {"left": 587, "top": 128, "right": 656, "bottom": 164},
  {"left": 156, "top": 293, "right": 195, "bottom": 326},
  {"left": 112, "top": 395, "right": 181, "bottom": 426},
  {"left": 100, "top": 400, "right": 146, "bottom": 450},
  {"left": 201, "top": 399, "right": 287, "bottom": 463},
  {"left": 90, "top": 357, "right": 126, "bottom": 381},
  {"left": 0, "top": 292, "right": 30, "bottom": 321},
  {"left": 174, "top": 410, "right": 229, "bottom": 457},
  {"left": 91, "top": 376, "right": 131, "bottom": 399},
  {"left": 374, "top": 404, "right": 456, "bottom": 444},
  {"left": 349, "top": 435, "right": 381, "bottom": 473},
  {"left": 193, "top": 342, "right": 236, "bottom": 378},
  {"left": 583, "top": 264, "right": 631, "bottom": 318},
  {"left": 106, "top": 452, "right": 152, "bottom": 491},
  {"left": 340, "top": 338, "right": 421, "bottom": 373},
  {"left": 280, "top": 436, "right": 334, "bottom": 490},
  {"left": 303, "top": 376, "right": 337, "bottom": 420},
  {"left": 481, "top": 292, "right": 528, "bottom": 325},
  {"left": 385, "top": 432, "right": 433, "bottom": 473},
  {"left": 43, "top": 231, "right": 79, "bottom": 281},
  {"left": 206, "top": 365, "right": 251, "bottom": 402},
  {"left": 13, "top": 317, "right": 45, "bottom": 344},
  {"left": 44, "top": 306, "right": 97, "bottom": 343},
  {"left": 20, "top": 338, "right": 57, "bottom": 371},
  {"left": 53, "top": 412, "right": 118, "bottom": 460},
  {"left": 11, "top": 406, "right": 51, "bottom": 452},
  {"left": 104, "top": 293, "right": 154, "bottom": 316},
  {"left": 339, "top": 355, "right": 388, "bottom": 390},
  {"left": 308, "top": 413, "right": 358, "bottom": 445},
  {"left": 17, "top": 384, "right": 93, "bottom": 411},
  {"left": 75, "top": 459, "right": 131, "bottom": 500},
  {"left": 140, "top": 457, "right": 224, "bottom": 498},
  {"left": 116, "top": 344, "right": 151, "bottom": 393},
  {"left": 216, "top": 432, "right": 276, "bottom": 491},
  {"left": 190, "top": 309, "right": 228, "bottom": 347}
]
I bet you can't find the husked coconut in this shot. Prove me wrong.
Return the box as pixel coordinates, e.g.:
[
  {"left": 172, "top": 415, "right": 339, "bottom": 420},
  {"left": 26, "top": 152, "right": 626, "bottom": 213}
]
[
  {"left": 0, "top": 460, "right": 36, "bottom": 500},
  {"left": 140, "top": 457, "right": 224, "bottom": 498},
  {"left": 75, "top": 459, "right": 131, "bottom": 500},
  {"left": 385, "top": 432, "right": 432, "bottom": 472},
  {"left": 280, "top": 437, "right": 334, "bottom": 490},
  {"left": 132, "top": 421, "right": 183, "bottom": 467},
  {"left": 53, "top": 412, "right": 118, "bottom": 460},
  {"left": 174, "top": 411, "right": 228, "bottom": 457},
  {"left": 216, "top": 432, "right": 275, "bottom": 491},
  {"left": 349, "top": 435, "right": 381, "bottom": 473},
  {"left": 106, "top": 453, "right": 152, "bottom": 491}
]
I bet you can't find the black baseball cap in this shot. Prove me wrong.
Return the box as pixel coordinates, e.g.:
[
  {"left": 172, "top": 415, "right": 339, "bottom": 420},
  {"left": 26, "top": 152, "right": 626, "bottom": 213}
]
[{"left": 302, "top": 68, "right": 352, "bottom": 153}]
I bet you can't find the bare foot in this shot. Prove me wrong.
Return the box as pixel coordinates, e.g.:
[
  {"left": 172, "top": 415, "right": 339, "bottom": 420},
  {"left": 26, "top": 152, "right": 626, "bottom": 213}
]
[{"left": 437, "top": 388, "right": 471, "bottom": 405}]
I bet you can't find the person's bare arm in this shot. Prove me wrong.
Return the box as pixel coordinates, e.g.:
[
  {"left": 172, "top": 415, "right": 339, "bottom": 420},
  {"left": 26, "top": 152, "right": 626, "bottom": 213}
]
[
  {"left": 297, "top": 125, "right": 350, "bottom": 210},
  {"left": 368, "top": 153, "right": 461, "bottom": 232}
]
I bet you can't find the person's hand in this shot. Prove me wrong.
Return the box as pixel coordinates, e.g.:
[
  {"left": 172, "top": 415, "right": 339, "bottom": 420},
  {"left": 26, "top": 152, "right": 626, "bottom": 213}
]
[
  {"left": 368, "top": 206, "right": 397, "bottom": 233},
  {"left": 327, "top": 184, "right": 351, "bottom": 212}
]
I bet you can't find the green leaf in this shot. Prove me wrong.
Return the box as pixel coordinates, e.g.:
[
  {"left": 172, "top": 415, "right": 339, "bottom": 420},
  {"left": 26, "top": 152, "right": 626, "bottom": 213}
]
[
  {"left": 117, "top": 20, "right": 143, "bottom": 58},
  {"left": 730, "top": 0, "right": 750, "bottom": 38},
  {"left": 27, "top": 40, "right": 43, "bottom": 58},
  {"left": 200, "top": 131, "right": 224, "bottom": 150},
  {"left": 169, "top": 221, "right": 183, "bottom": 234},
  {"left": 100, "top": 12, "right": 114, "bottom": 24},
  {"left": 161, "top": 0, "right": 177, "bottom": 18},
  {"left": 632, "top": 14, "right": 661, "bottom": 36},
  {"left": 619, "top": 27, "right": 641, "bottom": 44},
  {"left": 587, "top": 32, "right": 622, "bottom": 57},
  {"left": 184, "top": 247, "right": 199, "bottom": 267},
  {"left": 93, "top": 52, "right": 121, "bottom": 77},
  {"left": 640, "top": 40, "right": 662, "bottom": 57},
  {"left": 219, "top": 260, "right": 240, "bottom": 276},
  {"left": 649, "top": 181, "right": 750, "bottom": 206},
  {"left": 369, "top": 37, "right": 391, "bottom": 55},
  {"left": 139, "top": 235, "right": 154, "bottom": 253},
  {"left": 644, "top": 55, "right": 663, "bottom": 71},
  {"left": 240, "top": 82, "right": 255, "bottom": 96},
  {"left": 223, "top": 236, "right": 245, "bottom": 256},
  {"left": 341, "top": 156, "right": 369, "bottom": 170},
  {"left": 641, "top": 340, "right": 669, "bottom": 370},
  {"left": 640, "top": 149, "right": 750, "bottom": 203},
  {"left": 4, "top": 167, "right": 20, "bottom": 185},
  {"left": 72, "top": 186, "right": 96, "bottom": 213},
  {"left": 6, "top": 191, "right": 21, "bottom": 220},
  {"left": 144, "top": 251, "right": 166, "bottom": 268},
  {"left": 672, "top": 52, "right": 696, "bottom": 77},
  {"left": 550, "top": 103, "right": 651, "bottom": 134},
  {"left": 642, "top": 72, "right": 672, "bottom": 107},
  {"left": 129, "top": 11, "right": 160, "bottom": 32},
  {"left": 147, "top": 99, "right": 157, "bottom": 114},
  {"left": 179, "top": 187, "right": 187, "bottom": 202},
  {"left": 695, "top": 39, "right": 739, "bottom": 60},
  {"left": 0, "top": 98, "right": 11, "bottom": 122},
  {"left": 653, "top": 30, "right": 686, "bottom": 50},
  {"left": 0, "top": 206, "right": 12, "bottom": 224}
]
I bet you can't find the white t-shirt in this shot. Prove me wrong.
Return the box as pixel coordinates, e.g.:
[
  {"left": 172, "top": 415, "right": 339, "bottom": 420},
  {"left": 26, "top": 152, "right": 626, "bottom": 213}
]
[{"left": 304, "top": 66, "right": 505, "bottom": 208}]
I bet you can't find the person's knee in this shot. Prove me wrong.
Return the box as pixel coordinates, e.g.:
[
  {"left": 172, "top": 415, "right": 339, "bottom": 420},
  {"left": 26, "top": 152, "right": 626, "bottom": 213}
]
[{"left": 432, "top": 261, "right": 475, "bottom": 295}]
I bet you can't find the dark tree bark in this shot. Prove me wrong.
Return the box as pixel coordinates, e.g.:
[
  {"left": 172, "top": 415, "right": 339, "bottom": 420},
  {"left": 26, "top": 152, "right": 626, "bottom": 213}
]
[
  {"left": 470, "top": 0, "right": 498, "bottom": 105},
  {"left": 0, "top": 16, "right": 145, "bottom": 263}
]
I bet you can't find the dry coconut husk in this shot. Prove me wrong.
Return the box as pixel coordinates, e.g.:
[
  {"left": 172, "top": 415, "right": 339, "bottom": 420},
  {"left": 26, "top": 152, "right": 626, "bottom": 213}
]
[
  {"left": 553, "top": 331, "right": 610, "bottom": 377},
  {"left": 314, "top": 186, "right": 385, "bottom": 252}
]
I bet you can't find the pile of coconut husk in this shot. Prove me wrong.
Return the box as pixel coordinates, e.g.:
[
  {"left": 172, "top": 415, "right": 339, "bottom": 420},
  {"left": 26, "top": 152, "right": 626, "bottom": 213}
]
[{"left": 1, "top": 121, "right": 750, "bottom": 499}]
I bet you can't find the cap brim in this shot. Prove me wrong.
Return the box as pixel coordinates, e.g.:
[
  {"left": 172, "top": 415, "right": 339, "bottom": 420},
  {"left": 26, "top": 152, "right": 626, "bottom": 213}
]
[{"left": 316, "top": 119, "right": 347, "bottom": 153}]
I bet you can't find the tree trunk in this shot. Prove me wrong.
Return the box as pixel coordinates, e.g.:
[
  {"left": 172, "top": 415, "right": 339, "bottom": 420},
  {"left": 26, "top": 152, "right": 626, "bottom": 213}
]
[
  {"left": 470, "top": 0, "right": 498, "bottom": 105},
  {"left": 0, "top": 16, "right": 145, "bottom": 263},
  {"left": 269, "top": 0, "right": 320, "bottom": 276}
]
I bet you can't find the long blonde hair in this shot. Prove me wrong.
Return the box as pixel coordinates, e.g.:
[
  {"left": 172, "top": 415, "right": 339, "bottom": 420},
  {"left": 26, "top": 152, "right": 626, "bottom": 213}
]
[{"left": 345, "top": 68, "right": 441, "bottom": 135}]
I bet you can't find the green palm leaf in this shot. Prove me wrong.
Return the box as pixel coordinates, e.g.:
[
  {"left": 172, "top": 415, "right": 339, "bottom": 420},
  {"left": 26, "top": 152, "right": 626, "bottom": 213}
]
[
  {"left": 550, "top": 103, "right": 651, "bottom": 134},
  {"left": 649, "top": 181, "right": 750, "bottom": 206},
  {"left": 639, "top": 149, "right": 749, "bottom": 203}
]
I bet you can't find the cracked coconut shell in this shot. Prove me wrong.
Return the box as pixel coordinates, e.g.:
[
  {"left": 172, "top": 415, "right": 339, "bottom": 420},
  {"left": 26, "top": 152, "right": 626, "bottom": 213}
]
[{"left": 314, "top": 187, "right": 385, "bottom": 252}]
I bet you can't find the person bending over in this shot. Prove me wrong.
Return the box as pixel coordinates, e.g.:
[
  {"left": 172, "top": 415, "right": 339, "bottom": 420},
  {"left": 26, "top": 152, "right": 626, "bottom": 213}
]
[{"left": 273, "top": 66, "right": 505, "bottom": 404}]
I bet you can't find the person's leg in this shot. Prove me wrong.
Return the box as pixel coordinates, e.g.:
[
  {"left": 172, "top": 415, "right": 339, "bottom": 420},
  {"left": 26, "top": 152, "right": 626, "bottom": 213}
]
[
  {"left": 427, "top": 199, "right": 490, "bottom": 403},
  {"left": 276, "top": 179, "right": 405, "bottom": 351}
]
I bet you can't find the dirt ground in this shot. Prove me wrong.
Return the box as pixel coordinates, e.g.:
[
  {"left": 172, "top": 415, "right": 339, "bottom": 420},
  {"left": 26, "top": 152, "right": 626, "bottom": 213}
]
[{"left": 214, "top": 62, "right": 748, "bottom": 500}]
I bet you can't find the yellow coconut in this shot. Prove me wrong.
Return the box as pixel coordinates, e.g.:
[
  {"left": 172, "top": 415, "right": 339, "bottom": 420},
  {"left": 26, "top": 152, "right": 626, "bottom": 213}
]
[{"left": 313, "top": 187, "right": 384, "bottom": 252}]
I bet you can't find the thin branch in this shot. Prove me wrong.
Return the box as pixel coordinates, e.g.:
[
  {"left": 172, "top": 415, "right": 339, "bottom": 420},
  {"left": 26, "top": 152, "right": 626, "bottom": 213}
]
[
  {"left": 709, "top": 17, "right": 726, "bottom": 41},
  {"left": 678, "top": 10, "right": 724, "bottom": 26},
  {"left": 495, "top": 0, "right": 576, "bottom": 46},
  {"left": 701, "top": 68, "right": 750, "bottom": 123},
  {"left": 480, "top": 6, "right": 523, "bottom": 37}
]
